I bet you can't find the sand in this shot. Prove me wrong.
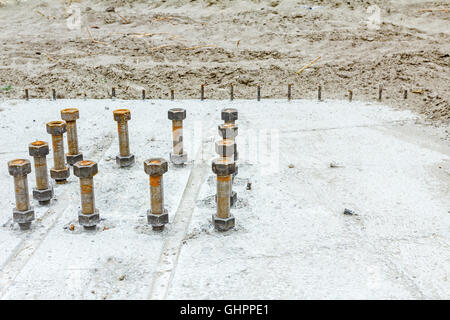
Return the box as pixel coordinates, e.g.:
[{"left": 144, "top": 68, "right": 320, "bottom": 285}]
[{"left": 0, "top": 0, "right": 449, "bottom": 123}]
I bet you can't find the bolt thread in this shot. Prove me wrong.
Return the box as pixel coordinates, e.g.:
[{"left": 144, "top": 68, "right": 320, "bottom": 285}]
[
  {"left": 14, "top": 175, "right": 30, "bottom": 211},
  {"left": 150, "top": 175, "right": 164, "bottom": 214},
  {"left": 217, "top": 175, "right": 231, "bottom": 219},
  {"left": 80, "top": 177, "right": 95, "bottom": 214},
  {"left": 51, "top": 134, "right": 65, "bottom": 169},
  {"left": 117, "top": 120, "right": 130, "bottom": 157},
  {"left": 66, "top": 121, "right": 79, "bottom": 156},
  {"left": 34, "top": 156, "right": 49, "bottom": 190}
]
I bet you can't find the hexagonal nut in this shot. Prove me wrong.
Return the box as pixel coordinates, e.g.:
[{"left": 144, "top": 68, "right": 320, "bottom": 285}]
[
  {"left": 169, "top": 152, "right": 187, "bottom": 165},
  {"left": 78, "top": 210, "right": 100, "bottom": 228},
  {"left": 144, "top": 158, "right": 168, "bottom": 176},
  {"left": 212, "top": 214, "right": 235, "bottom": 231},
  {"left": 168, "top": 108, "right": 186, "bottom": 121},
  {"left": 113, "top": 109, "right": 131, "bottom": 122},
  {"left": 29, "top": 141, "right": 49, "bottom": 157},
  {"left": 215, "top": 139, "right": 235, "bottom": 157},
  {"left": 73, "top": 160, "right": 98, "bottom": 178},
  {"left": 13, "top": 207, "right": 35, "bottom": 224},
  {"left": 33, "top": 187, "right": 53, "bottom": 202},
  {"left": 116, "top": 154, "right": 135, "bottom": 167},
  {"left": 8, "top": 159, "right": 32, "bottom": 176},
  {"left": 218, "top": 123, "right": 238, "bottom": 139},
  {"left": 212, "top": 157, "right": 236, "bottom": 176},
  {"left": 46, "top": 121, "right": 66, "bottom": 135},
  {"left": 221, "top": 108, "right": 238, "bottom": 123},
  {"left": 66, "top": 153, "right": 83, "bottom": 166},
  {"left": 60, "top": 108, "right": 80, "bottom": 122},
  {"left": 50, "top": 167, "right": 70, "bottom": 180},
  {"left": 147, "top": 209, "right": 169, "bottom": 227}
]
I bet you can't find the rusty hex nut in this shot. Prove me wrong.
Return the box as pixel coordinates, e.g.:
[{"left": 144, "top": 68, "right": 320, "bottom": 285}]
[
  {"left": 215, "top": 139, "right": 235, "bottom": 157},
  {"left": 116, "top": 154, "right": 135, "bottom": 167},
  {"left": 221, "top": 108, "right": 238, "bottom": 123},
  {"left": 212, "top": 157, "right": 236, "bottom": 176},
  {"left": 218, "top": 123, "right": 238, "bottom": 139},
  {"left": 46, "top": 121, "right": 66, "bottom": 135},
  {"left": 78, "top": 210, "right": 100, "bottom": 228},
  {"left": 147, "top": 209, "right": 169, "bottom": 227},
  {"left": 168, "top": 108, "right": 186, "bottom": 121},
  {"left": 212, "top": 214, "right": 235, "bottom": 231},
  {"left": 28, "top": 141, "right": 49, "bottom": 157},
  {"left": 8, "top": 159, "right": 31, "bottom": 176},
  {"left": 50, "top": 167, "right": 70, "bottom": 180},
  {"left": 113, "top": 109, "right": 131, "bottom": 122},
  {"left": 144, "top": 158, "right": 168, "bottom": 176},
  {"left": 13, "top": 207, "right": 35, "bottom": 224},
  {"left": 73, "top": 160, "right": 98, "bottom": 178},
  {"left": 60, "top": 108, "right": 80, "bottom": 122},
  {"left": 33, "top": 187, "right": 53, "bottom": 202},
  {"left": 66, "top": 153, "right": 84, "bottom": 166}
]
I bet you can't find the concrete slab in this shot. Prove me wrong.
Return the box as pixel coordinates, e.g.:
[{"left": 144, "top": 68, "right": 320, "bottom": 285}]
[{"left": 0, "top": 98, "right": 448, "bottom": 299}]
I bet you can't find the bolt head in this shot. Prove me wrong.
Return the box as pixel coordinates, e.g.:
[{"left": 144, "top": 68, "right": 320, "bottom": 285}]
[
  {"left": 60, "top": 108, "right": 79, "bottom": 121},
  {"left": 46, "top": 120, "right": 66, "bottom": 135},
  {"left": 212, "top": 157, "right": 236, "bottom": 176},
  {"left": 218, "top": 123, "right": 238, "bottom": 139},
  {"left": 28, "top": 141, "right": 49, "bottom": 157},
  {"left": 168, "top": 108, "right": 186, "bottom": 121},
  {"left": 144, "top": 158, "right": 168, "bottom": 176},
  {"left": 8, "top": 159, "right": 31, "bottom": 176},
  {"left": 221, "top": 108, "right": 238, "bottom": 122},
  {"left": 113, "top": 109, "right": 131, "bottom": 122},
  {"left": 73, "top": 160, "right": 98, "bottom": 178},
  {"left": 215, "top": 139, "right": 235, "bottom": 157}
]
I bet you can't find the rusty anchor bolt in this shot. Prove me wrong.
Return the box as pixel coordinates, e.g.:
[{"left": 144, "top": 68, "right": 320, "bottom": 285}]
[
  {"left": 46, "top": 120, "right": 70, "bottom": 184},
  {"left": 73, "top": 160, "right": 99, "bottom": 230},
  {"left": 8, "top": 159, "right": 35, "bottom": 230},
  {"left": 61, "top": 108, "right": 83, "bottom": 165},
  {"left": 212, "top": 158, "right": 236, "bottom": 231},
  {"left": 113, "top": 109, "right": 135, "bottom": 167},
  {"left": 215, "top": 139, "right": 237, "bottom": 207},
  {"left": 28, "top": 141, "right": 53, "bottom": 205},
  {"left": 168, "top": 108, "right": 188, "bottom": 165},
  {"left": 144, "top": 158, "right": 169, "bottom": 231}
]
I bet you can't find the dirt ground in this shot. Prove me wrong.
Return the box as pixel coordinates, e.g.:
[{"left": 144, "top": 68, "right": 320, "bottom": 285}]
[{"left": 0, "top": 0, "right": 449, "bottom": 123}]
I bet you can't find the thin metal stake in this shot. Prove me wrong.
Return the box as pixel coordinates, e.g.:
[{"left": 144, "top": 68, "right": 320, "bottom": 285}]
[
  {"left": 112, "top": 87, "right": 116, "bottom": 99},
  {"left": 142, "top": 89, "right": 146, "bottom": 100},
  {"left": 288, "top": 83, "right": 292, "bottom": 101},
  {"left": 349, "top": 90, "right": 353, "bottom": 102},
  {"left": 403, "top": 89, "right": 408, "bottom": 100},
  {"left": 378, "top": 85, "right": 382, "bottom": 101},
  {"left": 257, "top": 86, "right": 261, "bottom": 101},
  {"left": 25, "top": 89, "right": 29, "bottom": 101},
  {"left": 318, "top": 85, "right": 322, "bottom": 101},
  {"left": 170, "top": 89, "right": 174, "bottom": 101},
  {"left": 201, "top": 84, "right": 204, "bottom": 101},
  {"left": 230, "top": 84, "right": 234, "bottom": 101},
  {"left": 52, "top": 89, "right": 56, "bottom": 101}
]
